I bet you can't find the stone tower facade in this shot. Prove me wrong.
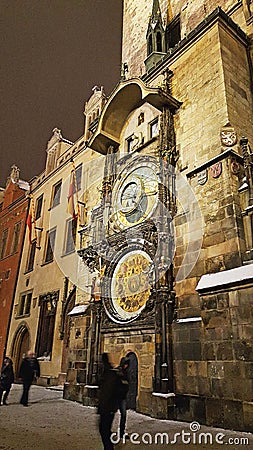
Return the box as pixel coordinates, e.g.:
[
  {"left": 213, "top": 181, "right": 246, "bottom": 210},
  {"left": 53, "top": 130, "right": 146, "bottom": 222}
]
[{"left": 62, "top": 0, "right": 253, "bottom": 431}]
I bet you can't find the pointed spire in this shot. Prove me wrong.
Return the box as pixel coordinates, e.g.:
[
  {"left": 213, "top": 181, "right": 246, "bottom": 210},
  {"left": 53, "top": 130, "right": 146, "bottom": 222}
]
[
  {"left": 152, "top": 0, "right": 161, "bottom": 17},
  {"left": 146, "top": 0, "right": 166, "bottom": 69},
  {"left": 150, "top": 0, "right": 162, "bottom": 30}
]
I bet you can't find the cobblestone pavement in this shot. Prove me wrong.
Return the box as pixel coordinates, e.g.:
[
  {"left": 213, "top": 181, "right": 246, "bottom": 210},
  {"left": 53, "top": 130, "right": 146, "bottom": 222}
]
[{"left": 0, "top": 384, "right": 252, "bottom": 450}]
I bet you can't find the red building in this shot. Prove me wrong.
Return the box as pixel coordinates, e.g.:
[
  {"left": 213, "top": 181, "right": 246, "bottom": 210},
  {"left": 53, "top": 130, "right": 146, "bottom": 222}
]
[{"left": 0, "top": 166, "right": 30, "bottom": 366}]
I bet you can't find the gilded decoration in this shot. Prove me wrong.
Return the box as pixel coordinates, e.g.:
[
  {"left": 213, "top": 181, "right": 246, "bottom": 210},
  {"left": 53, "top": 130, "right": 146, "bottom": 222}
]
[{"left": 111, "top": 250, "right": 152, "bottom": 321}]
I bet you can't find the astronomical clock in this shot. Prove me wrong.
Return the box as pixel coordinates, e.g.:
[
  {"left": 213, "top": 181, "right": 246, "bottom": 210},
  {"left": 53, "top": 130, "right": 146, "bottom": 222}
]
[
  {"left": 103, "top": 156, "right": 160, "bottom": 325},
  {"left": 110, "top": 158, "right": 159, "bottom": 231}
]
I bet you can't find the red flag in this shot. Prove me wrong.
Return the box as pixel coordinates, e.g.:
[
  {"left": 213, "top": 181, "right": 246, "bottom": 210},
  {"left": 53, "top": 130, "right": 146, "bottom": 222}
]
[
  {"left": 26, "top": 213, "right": 32, "bottom": 243},
  {"left": 67, "top": 171, "right": 77, "bottom": 220}
]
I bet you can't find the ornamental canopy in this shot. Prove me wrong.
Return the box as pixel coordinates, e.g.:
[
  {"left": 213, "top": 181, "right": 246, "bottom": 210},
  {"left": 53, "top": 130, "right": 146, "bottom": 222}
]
[{"left": 88, "top": 77, "right": 181, "bottom": 154}]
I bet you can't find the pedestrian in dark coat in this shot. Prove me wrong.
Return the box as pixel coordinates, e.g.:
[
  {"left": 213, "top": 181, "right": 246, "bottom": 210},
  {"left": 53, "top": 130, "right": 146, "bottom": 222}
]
[
  {"left": 19, "top": 350, "right": 40, "bottom": 407},
  {"left": 117, "top": 357, "right": 129, "bottom": 439},
  {"left": 125, "top": 351, "right": 138, "bottom": 410},
  {"left": 0, "top": 357, "right": 14, "bottom": 405},
  {"left": 97, "top": 353, "right": 121, "bottom": 450}
]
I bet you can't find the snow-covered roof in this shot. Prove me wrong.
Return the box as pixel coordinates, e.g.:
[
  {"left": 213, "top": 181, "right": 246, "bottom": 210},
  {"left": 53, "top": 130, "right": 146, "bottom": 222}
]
[{"left": 196, "top": 264, "right": 253, "bottom": 292}]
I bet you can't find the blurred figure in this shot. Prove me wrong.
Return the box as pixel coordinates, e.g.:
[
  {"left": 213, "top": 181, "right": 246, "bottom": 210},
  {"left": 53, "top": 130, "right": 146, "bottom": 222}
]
[
  {"left": 19, "top": 350, "right": 40, "bottom": 407},
  {"left": 97, "top": 353, "right": 121, "bottom": 450},
  {"left": 0, "top": 357, "right": 14, "bottom": 405},
  {"left": 125, "top": 351, "right": 138, "bottom": 410},
  {"left": 117, "top": 356, "right": 130, "bottom": 439}
]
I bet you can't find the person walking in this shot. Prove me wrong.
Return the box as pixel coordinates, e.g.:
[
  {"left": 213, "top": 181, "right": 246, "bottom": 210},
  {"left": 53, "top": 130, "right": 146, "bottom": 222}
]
[
  {"left": 117, "top": 356, "right": 130, "bottom": 439},
  {"left": 97, "top": 353, "right": 121, "bottom": 450},
  {"left": 19, "top": 350, "right": 40, "bottom": 407},
  {"left": 125, "top": 351, "right": 138, "bottom": 410},
  {"left": 0, "top": 357, "right": 14, "bottom": 405}
]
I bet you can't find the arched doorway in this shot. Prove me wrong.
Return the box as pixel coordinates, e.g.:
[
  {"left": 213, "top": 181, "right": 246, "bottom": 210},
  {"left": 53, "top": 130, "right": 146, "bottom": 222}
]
[
  {"left": 126, "top": 351, "right": 138, "bottom": 410},
  {"left": 11, "top": 324, "right": 30, "bottom": 380}
]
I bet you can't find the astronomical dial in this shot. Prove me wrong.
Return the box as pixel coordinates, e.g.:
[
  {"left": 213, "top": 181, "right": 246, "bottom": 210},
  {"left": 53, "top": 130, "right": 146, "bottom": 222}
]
[
  {"left": 111, "top": 161, "right": 159, "bottom": 230},
  {"left": 109, "top": 250, "right": 152, "bottom": 322}
]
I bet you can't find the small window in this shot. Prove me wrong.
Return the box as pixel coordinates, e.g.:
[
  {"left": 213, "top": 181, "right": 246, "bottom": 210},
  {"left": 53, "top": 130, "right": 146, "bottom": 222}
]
[
  {"left": 166, "top": 15, "right": 181, "bottom": 50},
  {"left": 26, "top": 241, "right": 36, "bottom": 272},
  {"left": 65, "top": 218, "right": 77, "bottom": 254},
  {"left": 126, "top": 136, "right": 135, "bottom": 153},
  {"left": 75, "top": 164, "right": 82, "bottom": 191},
  {"left": 150, "top": 118, "right": 159, "bottom": 139},
  {"left": 0, "top": 229, "right": 8, "bottom": 260},
  {"left": 11, "top": 221, "right": 21, "bottom": 254},
  {"left": 51, "top": 180, "right": 62, "bottom": 208},
  {"left": 18, "top": 291, "right": 32, "bottom": 316},
  {"left": 35, "top": 195, "right": 43, "bottom": 220},
  {"left": 138, "top": 113, "right": 144, "bottom": 126},
  {"left": 5, "top": 269, "right": 10, "bottom": 280},
  {"left": 44, "top": 228, "right": 56, "bottom": 263},
  {"left": 24, "top": 292, "right": 32, "bottom": 315},
  {"left": 19, "top": 294, "right": 26, "bottom": 316}
]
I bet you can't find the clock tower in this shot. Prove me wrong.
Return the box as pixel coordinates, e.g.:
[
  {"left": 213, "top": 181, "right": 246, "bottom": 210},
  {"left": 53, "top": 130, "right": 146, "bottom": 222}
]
[
  {"left": 77, "top": 75, "right": 181, "bottom": 413},
  {"left": 64, "top": 0, "right": 253, "bottom": 431}
]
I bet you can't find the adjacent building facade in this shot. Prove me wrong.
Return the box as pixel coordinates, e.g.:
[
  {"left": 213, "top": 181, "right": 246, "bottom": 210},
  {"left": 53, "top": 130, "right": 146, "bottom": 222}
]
[
  {"left": 4, "top": 124, "right": 102, "bottom": 383},
  {"left": 0, "top": 166, "right": 30, "bottom": 367}
]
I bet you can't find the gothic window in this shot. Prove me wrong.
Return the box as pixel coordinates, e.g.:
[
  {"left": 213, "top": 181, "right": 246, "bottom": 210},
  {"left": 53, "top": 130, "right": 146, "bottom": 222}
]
[
  {"left": 36, "top": 292, "right": 58, "bottom": 359},
  {"left": 64, "top": 218, "right": 77, "bottom": 254},
  {"left": 51, "top": 180, "right": 62, "bottom": 208},
  {"left": 11, "top": 221, "right": 21, "bottom": 254},
  {"left": 17, "top": 291, "right": 32, "bottom": 316},
  {"left": 26, "top": 240, "right": 36, "bottom": 272},
  {"left": 35, "top": 195, "right": 43, "bottom": 220},
  {"left": 0, "top": 229, "right": 8, "bottom": 259},
  {"left": 44, "top": 228, "right": 56, "bottom": 263},
  {"left": 148, "top": 34, "right": 153, "bottom": 55},
  {"left": 166, "top": 15, "right": 181, "bottom": 50},
  {"left": 156, "top": 32, "right": 162, "bottom": 52}
]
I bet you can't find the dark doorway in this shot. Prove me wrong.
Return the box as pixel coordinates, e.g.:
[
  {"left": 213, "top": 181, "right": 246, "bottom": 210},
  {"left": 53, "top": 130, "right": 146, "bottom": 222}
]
[
  {"left": 126, "top": 351, "right": 138, "bottom": 410},
  {"left": 11, "top": 325, "right": 30, "bottom": 380},
  {"left": 61, "top": 291, "right": 75, "bottom": 374}
]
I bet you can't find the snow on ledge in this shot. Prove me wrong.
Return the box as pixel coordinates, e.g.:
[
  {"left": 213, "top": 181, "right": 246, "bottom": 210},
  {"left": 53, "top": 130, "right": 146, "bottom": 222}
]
[
  {"left": 196, "top": 264, "right": 253, "bottom": 292},
  {"left": 152, "top": 392, "right": 175, "bottom": 398},
  {"left": 68, "top": 304, "right": 89, "bottom": 316},
  {"left": 176, "top": 317, "right": 202, "bottom": 323}
]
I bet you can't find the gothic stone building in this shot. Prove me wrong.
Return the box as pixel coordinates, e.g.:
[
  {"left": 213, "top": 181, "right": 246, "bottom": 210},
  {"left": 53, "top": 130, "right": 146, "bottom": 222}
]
[{"left": 62, "top": 0, "right": 253, "bottom": 431}]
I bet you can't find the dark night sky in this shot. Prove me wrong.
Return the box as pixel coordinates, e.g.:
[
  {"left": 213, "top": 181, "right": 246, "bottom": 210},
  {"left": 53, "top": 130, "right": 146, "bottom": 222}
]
[{"left": 0, "top": 0, "right": 123, "bottom": 187}]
